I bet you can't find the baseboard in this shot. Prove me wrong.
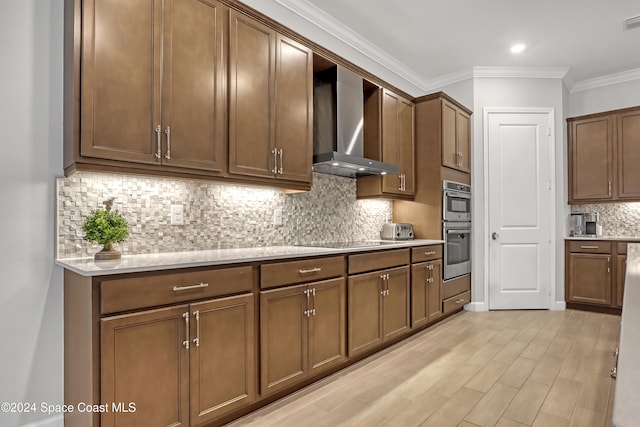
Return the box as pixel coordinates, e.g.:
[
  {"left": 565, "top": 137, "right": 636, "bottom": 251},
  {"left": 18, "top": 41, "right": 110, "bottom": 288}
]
[
  {"left": 21, "top": 414, "right": 63, "bottom": 427},
  {"left": 553, "top": 301, "right": 567, "bottom": 311},
  {"left": 465, "top": 301, "right": 488, "bottom": 312}
]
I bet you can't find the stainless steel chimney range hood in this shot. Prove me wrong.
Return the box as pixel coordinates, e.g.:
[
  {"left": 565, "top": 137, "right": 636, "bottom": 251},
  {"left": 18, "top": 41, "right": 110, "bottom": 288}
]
[{"left": 312, "top": 65, "right": 399, "bottom": 178}]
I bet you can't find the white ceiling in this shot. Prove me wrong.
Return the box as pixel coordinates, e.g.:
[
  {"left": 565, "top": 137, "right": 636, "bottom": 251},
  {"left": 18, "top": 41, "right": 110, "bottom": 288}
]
[{"left": 268, "top": 0, "right": 640, "bottom": 93}]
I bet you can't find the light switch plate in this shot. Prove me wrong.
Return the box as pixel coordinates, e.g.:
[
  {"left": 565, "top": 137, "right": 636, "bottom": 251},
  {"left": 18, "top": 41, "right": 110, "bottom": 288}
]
[
  {"left": 273, "top": 208, "right": 283, "bottom": 226},
  {"left": 171, "top": 204, "right": 184, "bottom": 225}
]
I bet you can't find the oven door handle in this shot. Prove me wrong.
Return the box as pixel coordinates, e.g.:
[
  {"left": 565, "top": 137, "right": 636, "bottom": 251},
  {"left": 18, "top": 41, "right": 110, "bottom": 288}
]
[
  {"left": 446, "top": 229, "right": 471, "bottom": 234},
  {"left": 445, "top": 191, "right": 471, "bottom": 199}
]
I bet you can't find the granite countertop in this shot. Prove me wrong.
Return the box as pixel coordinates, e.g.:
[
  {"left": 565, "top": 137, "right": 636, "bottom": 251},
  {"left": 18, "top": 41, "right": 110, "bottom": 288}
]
[
  {"left": 55, "top": 239, "right": 444, "bottom": 277},
  {"left": 613, "top": 243, "right": 640, "bottom": 427},
  {"left": 565, "top": 236, "right": 640, "bottom": 242}
]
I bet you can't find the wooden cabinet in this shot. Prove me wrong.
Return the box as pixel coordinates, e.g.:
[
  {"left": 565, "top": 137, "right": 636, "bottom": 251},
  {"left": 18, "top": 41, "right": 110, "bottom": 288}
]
[
  {"left": 228, "top": 11, "right": 312, "bottom": 185},
  {"left": 565, "top": 240, "right": 629, "bottom": 312},
  {"left": 348, "top": 265, "right": 410, "bottom": 356},
  {"left": 78, "top": 0, "right": 227, "bottom": 173},
  {"left": 357, "top": 88, "right": 415, "bottom": 199},
  {"left": 441, "top": 99, "right": 471, "bottom": 173},
  {"left": 568, "top": 106, "right": 640, "bottom": 203},
  {"left": 101, "top": 293, "right": 255, "bottom": 426},
  {"left": 411, "top": 260, "right": 443, "bottom": 327},
  {"left": 393, "top": 92, "right": 472, "bottom": 241},
  {"left": 260, "top": 278, "right": 346, "bottom": 395}
]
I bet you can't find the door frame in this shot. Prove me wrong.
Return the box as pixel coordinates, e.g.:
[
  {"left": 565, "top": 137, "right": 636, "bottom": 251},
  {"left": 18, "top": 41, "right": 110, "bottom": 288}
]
[{"left": 482, "top": 107, "right": 557, "bottom": 310}]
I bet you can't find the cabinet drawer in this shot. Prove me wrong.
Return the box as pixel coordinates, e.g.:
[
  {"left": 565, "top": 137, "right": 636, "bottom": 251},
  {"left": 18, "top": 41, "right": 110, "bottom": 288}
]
[
  {"left": 348, "top": 249, "right": 410, "bottom": 275},
  {"left": 411, "top": 245, "right": 443, "bottom": 263},
  {"left": 443, "top": 291, "right": 470, "bottom": 314},
  {"left": 101, "top": 266, "right": 254, "bottom": 314},
  {"left": 569, "top": 241, "right": 611, "bottom": 254},
  {"left": 617, "top": 242, "right": 628, "bottom": 255},
  {"left": 442, "top": 274, "right": 471, "bottom": 300},
  {"left": 261, "top": 256, "right": 345, "bottom": 289}
]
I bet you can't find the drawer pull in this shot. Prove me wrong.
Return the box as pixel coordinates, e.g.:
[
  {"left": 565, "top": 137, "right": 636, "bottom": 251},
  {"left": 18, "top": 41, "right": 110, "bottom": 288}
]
[
  {"left": 455, "top": 299, "right": 466, "bottom": 304},
  {"left": 298, "top": 267, "right": 322, "bottom": 275},
  {"left": 173, "top": 282, "right": 209, "bottom": 292},
  {"left": 580, "top": 245, "right": 599, "bottom": 249},
  {"left": 424, "top": 251, "right": 436, "bottom": 255}
]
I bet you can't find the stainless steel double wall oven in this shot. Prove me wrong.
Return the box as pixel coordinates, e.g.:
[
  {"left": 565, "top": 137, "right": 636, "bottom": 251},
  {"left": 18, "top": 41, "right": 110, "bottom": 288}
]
[{"left": 442, "top": 180, "right": 471, "bottom": 281}]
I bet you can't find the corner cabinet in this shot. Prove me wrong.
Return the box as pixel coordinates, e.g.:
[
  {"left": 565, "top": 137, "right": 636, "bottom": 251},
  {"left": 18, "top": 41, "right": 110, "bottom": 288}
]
[
  {"left": 75, "top": 0, "right": 227, "bottom": 173},
  {"left": 565, "top": 240, "right": 627, "bottom": 313},
  {"left": 357, "top": 88, "right": 415, "bottom": 199},
  {"left": 568, "top": 106, "right": 640, "bottom": 203},
  {"left": 228, "top": 11, "right": 313, "bottom": 185}
]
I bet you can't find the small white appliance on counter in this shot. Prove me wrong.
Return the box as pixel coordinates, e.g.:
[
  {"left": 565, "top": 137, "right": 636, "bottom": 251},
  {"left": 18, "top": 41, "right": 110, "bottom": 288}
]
[{"left": 380, "top": 223, "right": 414, "bottom": 240}]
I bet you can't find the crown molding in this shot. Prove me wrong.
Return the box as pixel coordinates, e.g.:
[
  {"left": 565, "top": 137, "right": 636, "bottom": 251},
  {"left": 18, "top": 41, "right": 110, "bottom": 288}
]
[
  {"left": 472, "top": 66, "right": 570, "bottom": 79},
  {"left": 421, "top": 68, "right": 474, "bottom": 92},
  {"left": 273, "top": 0, "right": 429, "bottom": 91},
  {"left": 570, "top": 67, "right": 640, "bottom": 93}
]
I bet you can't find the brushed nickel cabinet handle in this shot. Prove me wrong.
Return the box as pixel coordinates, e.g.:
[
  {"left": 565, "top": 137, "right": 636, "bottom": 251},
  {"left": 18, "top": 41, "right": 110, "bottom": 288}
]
[
  {"left": 608, "top": 181, "right": 612, "bottom": 196},
  {"left": 182, "top": 312, "right": 190, "bottom": 349},
  {"left": 155, "top": 125, "right": 162, "bottom": 159},
  {"left": 193, "top": 310, "right": 200, "bottom": 347},
  {"left": 611, "top": 367, "right": 617, "bottom": 379},
  {"left": 580, "top": 245, "right": 599, "bottom": 249},
  {"left": 304, "top": 289, "right": 311, "bottom": 317},
  {"left": 425, "top": 251, "right": 436, "bottom": 256},
  {"left": 455, "top": 299, "right": 465, "bottom": 304},
  {"left": 311, "top": 288, "right": 316, "bottom": 316},
  {"left": 173, "top": 282, "right": 209, "bottom": 292},
  {"left": 271, "top": 148, "right": 278, "bottom": 174},
  {"left": 278, "top": 148, "right": 284, "bottom": 174},
  {"left": 298, "top": 267, "right": 321, "bottom": 274},
  {"left": 164, "top": 126, "right": 171, "bottom": 160},
  {"left": 608, "top": 256, "right": 611, "bottom": 273}
]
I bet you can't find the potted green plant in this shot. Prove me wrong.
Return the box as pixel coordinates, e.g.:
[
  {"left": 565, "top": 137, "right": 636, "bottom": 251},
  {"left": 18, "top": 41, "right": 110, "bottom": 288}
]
[{"left": 82, "top": 198, "right": 130, "bottom": 260}]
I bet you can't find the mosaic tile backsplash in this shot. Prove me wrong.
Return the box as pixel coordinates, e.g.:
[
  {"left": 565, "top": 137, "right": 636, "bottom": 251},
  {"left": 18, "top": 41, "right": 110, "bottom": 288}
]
[
  {"left": 57, "top": 172, "right": 392, "bottom": 258},
  {"left": 571, "top": 203, "right": 640, "bottom": 237}
]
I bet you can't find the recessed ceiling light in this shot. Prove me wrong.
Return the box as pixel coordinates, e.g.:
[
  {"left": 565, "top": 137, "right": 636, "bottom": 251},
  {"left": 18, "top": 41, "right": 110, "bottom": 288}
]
[
  {"left": 510, "top": 43, "right": 526, "bottom": 54},
  {"left": 358, "top": 167, "right": 365, "bottom": 171},
  {"left": 331, "top": 162, "right": 339, "bottom": 166}
]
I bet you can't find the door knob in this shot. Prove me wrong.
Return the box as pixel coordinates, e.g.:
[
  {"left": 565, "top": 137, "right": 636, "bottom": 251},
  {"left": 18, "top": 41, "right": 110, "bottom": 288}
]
[{"left": 492, "top": 232, "right": 499, "bottom": 240}]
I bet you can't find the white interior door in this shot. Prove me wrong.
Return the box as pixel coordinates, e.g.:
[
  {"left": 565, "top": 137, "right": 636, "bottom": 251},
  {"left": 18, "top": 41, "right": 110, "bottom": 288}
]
[{"left": 487, "top": 111, "right": 552, "bottom": 309}]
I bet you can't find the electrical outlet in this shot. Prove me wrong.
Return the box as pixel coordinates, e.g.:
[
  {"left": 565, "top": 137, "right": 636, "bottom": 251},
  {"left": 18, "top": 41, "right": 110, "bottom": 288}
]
[
  {"left": 171, "top": 204, "right": 184, "bottom": 225},
  {"left": 273, "top": 208, "right": 283, "bottom": 226}
]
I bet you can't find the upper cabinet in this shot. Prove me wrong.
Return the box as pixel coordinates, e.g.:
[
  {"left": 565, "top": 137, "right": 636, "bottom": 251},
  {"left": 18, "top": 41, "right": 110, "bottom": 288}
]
[
  {"left": 228, "top": 12, "right": 313, "bottom": 185},
  {"left": 441, "top": 99, "right": 471, "bottom": 173},
  {"left": 357, "top": 87, "right": 415, "bottom": 199},
  {"left": 77, "top": 0, "right": 227, "bottom": 173},
  {"left": 568, "top": 106, "right": 640, "bottom": 203}
]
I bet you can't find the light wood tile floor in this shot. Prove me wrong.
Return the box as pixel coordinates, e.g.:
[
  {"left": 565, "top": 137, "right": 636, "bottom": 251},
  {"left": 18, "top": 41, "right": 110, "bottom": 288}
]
[{"left": 227, "top": 309, "right": 620, "bottom": 427}]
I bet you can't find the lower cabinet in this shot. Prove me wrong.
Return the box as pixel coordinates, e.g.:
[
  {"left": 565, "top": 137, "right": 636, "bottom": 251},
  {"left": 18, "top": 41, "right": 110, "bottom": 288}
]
[
  {"left": 260, "top": 278, "right": 346, "bottom": 396},
  {"left": 411, "top": 260, "right": 443, "bottom": 327},
  {"left": 348, "top": 266, "right": 410, "bottom": 356},
  {"left": 101, "top": 293, "right": 255, "bottom": 427},
  {"left": 565, "top": 240, "right": 628, "bottom": 312}
]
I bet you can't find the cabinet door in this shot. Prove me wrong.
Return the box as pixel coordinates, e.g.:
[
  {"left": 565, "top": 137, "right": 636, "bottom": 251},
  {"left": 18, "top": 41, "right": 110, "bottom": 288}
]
[
  {"left": 441, "top": 100, "right": 459, "bottom": 170},
  {"left": 275, "top": 35, "right": 313, "bottom": 183},
  {"left": 308, "top": 278, "right": 346, "bottom": 375},
  {"left": 411, "top": 263, "right": 428, "bottom": 328},
  {"left": 617, "top": 255, "right": 627, "bottom": 308},
  {"left": 426, "top": 260, "right": 443, "bottom": 322},
  {"left": 80, "top": 0, "right": 162, "bottom": 164},
  {"left": 568, "top": 253, "right": 612, "bottom": 306},
  {"left": 383, "top": 266, "right": 411, "bottom": 341},
  {"left": 457, "top": 109, "right": 471, "bottom": 173},
  {"left": 260, "top": 285, "right": 307, "bottom": 395},
  {"left": 228, "top": 11, "right": 276, "bottom": 179},
  {"left": 161, "top": 0, "right": 227, "bottom": 172},
  {"left": 569, "top": 116, "right": 614, "bottom": 201},
  {"left": 190, "top": 294, "right": 255, "bottom": 424},
  {"left": 398, "top": 97, "right": 415, "bottom": 195},
  {"left": 381, "top": 90, "right": 402, "bottom": 194},
  {"left": 101, "top": 305, "right": 189, "bottom": 427},
  {"left": 348, "top": 271, "right": 384, "bottom": 356},
  {"left": 617, "top": 110, "right": 640, "bottom": 199}
]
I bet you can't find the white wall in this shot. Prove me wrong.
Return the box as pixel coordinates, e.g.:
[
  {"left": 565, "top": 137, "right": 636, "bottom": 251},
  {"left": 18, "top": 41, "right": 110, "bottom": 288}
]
[
  {"left": 0, "top": 1, "right": 64, "bottom": 426},
  {"left": 470, "top": 78, "right": 567, "bottom": 311},
  {"left": 569, "top": 79, "right": 640, "bottom": 117}
]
